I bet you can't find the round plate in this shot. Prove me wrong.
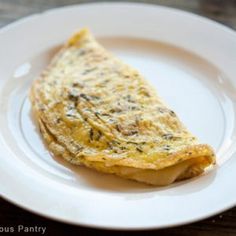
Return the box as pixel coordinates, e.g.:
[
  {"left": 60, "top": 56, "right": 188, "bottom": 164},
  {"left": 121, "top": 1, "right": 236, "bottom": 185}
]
[{"left": 0, "top": 2, "right": 236, "bottom": 230}]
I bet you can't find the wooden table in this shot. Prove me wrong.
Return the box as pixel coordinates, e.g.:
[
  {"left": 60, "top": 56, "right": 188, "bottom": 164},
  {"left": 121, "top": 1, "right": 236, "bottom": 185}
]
[{"left": 0, "top": 0, "right": 235, "bottom": 235}]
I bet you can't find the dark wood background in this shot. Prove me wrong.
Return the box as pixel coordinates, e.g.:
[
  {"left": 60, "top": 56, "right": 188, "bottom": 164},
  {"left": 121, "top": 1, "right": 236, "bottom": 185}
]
[{"left": 0, "top": 0, "right": 236, "bottom": 235}]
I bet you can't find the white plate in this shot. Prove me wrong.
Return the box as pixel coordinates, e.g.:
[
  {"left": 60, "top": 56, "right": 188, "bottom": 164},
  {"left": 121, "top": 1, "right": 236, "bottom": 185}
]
[{"left": 0, "top": 2, "right": 236, "bottom": 230}]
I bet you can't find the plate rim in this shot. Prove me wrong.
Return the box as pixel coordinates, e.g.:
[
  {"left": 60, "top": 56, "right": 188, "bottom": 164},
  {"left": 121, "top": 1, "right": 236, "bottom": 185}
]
[{"left": 1, "top": 1, "right": 236, "bottom": 37}]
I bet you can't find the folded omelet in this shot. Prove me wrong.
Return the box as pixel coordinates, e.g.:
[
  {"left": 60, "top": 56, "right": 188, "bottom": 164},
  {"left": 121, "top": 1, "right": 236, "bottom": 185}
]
[{"left": 30, "top": 29, "right": 216, "bottom": 185}]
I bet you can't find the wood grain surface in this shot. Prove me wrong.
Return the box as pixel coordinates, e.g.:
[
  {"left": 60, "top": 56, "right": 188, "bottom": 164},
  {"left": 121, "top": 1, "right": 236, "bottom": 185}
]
[{"left": 0, "top": 0, "right": 235, "bottom": 235}]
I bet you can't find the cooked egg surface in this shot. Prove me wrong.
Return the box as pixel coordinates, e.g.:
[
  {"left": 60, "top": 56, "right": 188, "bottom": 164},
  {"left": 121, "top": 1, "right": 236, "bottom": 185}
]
[{"left": 30, "top": 29, "right": 215, "bottom": 185}]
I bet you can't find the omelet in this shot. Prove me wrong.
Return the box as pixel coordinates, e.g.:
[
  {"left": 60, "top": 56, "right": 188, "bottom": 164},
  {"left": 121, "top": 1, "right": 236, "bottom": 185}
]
[{"left": 30, "top": 29, "right": 216, "bottom": 185}]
